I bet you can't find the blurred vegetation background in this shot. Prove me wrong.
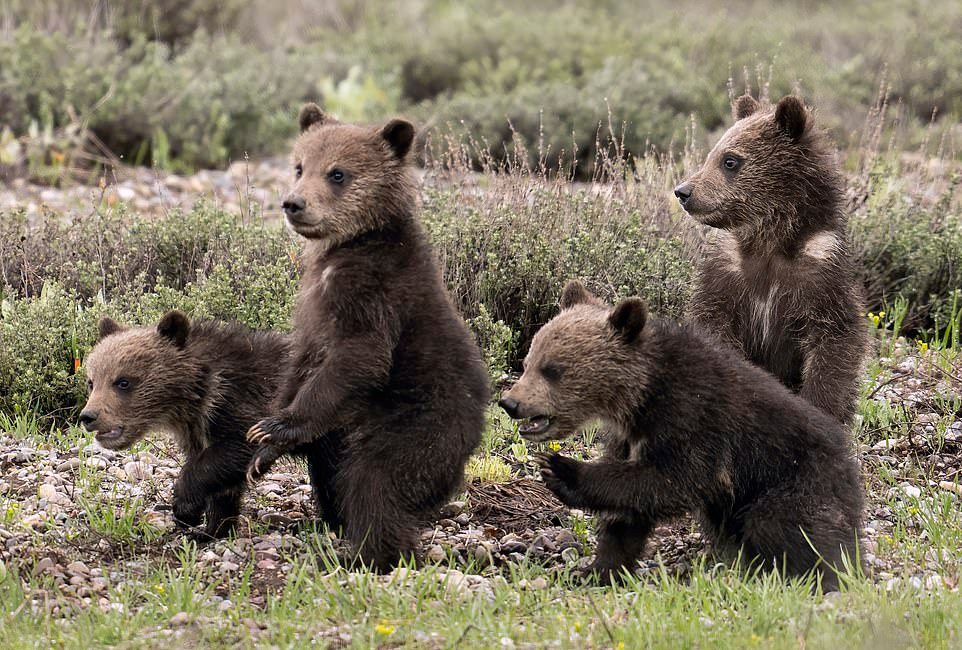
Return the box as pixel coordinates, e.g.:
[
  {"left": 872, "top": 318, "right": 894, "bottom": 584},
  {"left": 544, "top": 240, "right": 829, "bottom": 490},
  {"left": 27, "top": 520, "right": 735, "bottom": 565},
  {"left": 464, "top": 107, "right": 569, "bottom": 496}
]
[
  {"left": 1, "top": 0, "right": 960, "bottom": 419},
  {"left": 1, "top": 0, "right": 960, "bottom": 173}
]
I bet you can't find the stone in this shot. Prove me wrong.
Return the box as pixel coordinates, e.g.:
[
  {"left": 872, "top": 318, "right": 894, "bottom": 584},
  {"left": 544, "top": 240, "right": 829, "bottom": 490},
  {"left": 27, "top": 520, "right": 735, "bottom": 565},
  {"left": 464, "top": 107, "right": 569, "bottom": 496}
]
[
  {"left": 66, "top": 561, "right": 90, "bottom": 575},
  {"left": 260, "top": 512, "right": 294, "bottom": 526},
  {"left": 439, "top": 501, "right": 465, "bottom": 519},
  {"left": 56, "top": 458, "right": 81, "bottom": 472},
  {"left": 124, "top": 461, "right": 152, "bottom": 482},
  {"left": 425, "top": 544, "right": 446, "bottom": 563}
]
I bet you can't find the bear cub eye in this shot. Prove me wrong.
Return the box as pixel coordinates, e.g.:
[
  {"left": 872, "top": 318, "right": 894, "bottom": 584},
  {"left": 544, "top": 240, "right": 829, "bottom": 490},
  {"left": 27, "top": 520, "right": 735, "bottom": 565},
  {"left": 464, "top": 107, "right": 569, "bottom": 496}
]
[
  {"left": 294, "top": 163, "right": 303, "bottom": 179},
  {"left": 327, "top": 168, "right": 346, "bottom": 184},
  {"left": 114, "top": 378, "right": 132, "bottom": 391},
  {"left": 722, "top": 155, "right": 741, "bottom": 172},
  {"left": 540, "top": 363, "right": 564, "bottom": 383}
]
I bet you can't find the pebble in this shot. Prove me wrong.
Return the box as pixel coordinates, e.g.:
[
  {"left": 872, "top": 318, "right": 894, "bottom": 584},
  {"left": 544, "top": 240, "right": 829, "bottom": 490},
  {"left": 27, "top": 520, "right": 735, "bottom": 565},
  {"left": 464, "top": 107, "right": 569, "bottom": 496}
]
[
  {"left": 902, "top": 485, "right": 922, "bottom": 499},
  {"left": 33, "top": 557, "right": 55, "bottom": 575},
  {"left": 56, "top": 458, "right": 81, "bottom": 472},
  {"left": 66, "top": 561, "right": 90, "bottom": 575},
  {"left": 124, "top": 461, "right": 152, "bottom": 482},
  {"left": 439, "top": 501, "right": 466, "bottom": 519},
  {"left": 169, "top": 612, "right": 190, "bottom": 626},
  {"left": 426, "top": 544, "right": 446, "bottom": 563},
  {"left": 85, "top": 457, "right": 107, "bottom": 470},
  {"left": 260, "top": 512, "right": 294, "bottom": 527}
]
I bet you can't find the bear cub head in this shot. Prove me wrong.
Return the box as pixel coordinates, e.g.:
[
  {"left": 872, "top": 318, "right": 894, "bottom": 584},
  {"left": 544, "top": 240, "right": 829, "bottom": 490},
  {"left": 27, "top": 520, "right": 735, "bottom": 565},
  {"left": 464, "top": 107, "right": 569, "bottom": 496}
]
[
  {"left": 673, "top": 94, "right": 819, "bottom": 232},
  {"left": 282, "top": 103, "right": 417, "bottom": 246},
  {"left": 499, "top": 281, "right": 649, "bottom": 442},
  {"left": 80, "top": 311, "right": 202, "bottom": 450}
]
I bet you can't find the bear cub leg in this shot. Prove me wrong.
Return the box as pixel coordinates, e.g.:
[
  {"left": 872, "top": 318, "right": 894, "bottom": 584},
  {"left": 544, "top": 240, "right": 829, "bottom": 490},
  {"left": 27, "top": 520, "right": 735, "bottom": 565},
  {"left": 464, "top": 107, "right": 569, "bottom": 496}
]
[{"left": 173, "top": 440, "right": 252, "bottom": 537}]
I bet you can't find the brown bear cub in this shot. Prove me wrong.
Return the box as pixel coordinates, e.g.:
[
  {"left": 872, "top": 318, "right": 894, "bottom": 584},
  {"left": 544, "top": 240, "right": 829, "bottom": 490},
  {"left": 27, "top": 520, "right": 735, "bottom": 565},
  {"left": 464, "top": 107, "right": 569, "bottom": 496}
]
[
  {"left": 674, "top": 94, "right": 867, "bottom": 424},
  {"left": 499, "top": 281, "right": 863, "bottom": 590},
  {"left": 80, "top": 312, "right": 338, "bottom": 538},
  {"left": 245, "top": 105, "right": 490, "bottom": 571}
]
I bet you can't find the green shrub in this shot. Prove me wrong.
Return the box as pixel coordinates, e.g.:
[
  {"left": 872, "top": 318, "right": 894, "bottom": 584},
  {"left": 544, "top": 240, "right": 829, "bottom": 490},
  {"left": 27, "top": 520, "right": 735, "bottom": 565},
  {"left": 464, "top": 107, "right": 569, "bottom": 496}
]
[
  {"left": 0, "top": 204, "right": 296, "bottom": 301},
  {"left": 851, "top": 160, "right": 962, "bottom": 332},
  {"left": 0, "top": 26, "right": 316, "bottom": 170},
  {"left": 2, "top": 150, "right": 960, "bottom": 420},
  {"left": 467, "top": 304, "right": 517, "bottom": 385},
  {"left": 0, "top": 282, "right": 96, "bottom": 418},
  {"left": 328, "top": 0, "right": 962, "bottom": 176},
  {"left": 422, "top": 177, "right": 693, "bottom": 353}
]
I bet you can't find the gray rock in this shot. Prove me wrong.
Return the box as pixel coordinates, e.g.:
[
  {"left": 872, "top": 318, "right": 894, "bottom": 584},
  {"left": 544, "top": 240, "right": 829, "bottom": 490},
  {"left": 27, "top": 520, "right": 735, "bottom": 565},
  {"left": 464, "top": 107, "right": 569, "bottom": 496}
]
[
  {"left": 56, "top": 458, "right": 81, "bottom": 472},
  {"left": 439, "top": 501, "right": 466, "bottom": 519}
]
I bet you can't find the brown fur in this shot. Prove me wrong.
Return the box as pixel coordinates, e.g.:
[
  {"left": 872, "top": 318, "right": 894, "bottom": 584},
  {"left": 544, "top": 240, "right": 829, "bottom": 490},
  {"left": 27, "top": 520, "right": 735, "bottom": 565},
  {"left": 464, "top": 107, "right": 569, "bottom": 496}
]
[
  {"left": 499, "top": 281, "right": 863, "bottom": 590},
  {"left": 674, "top": 95, "right": 868, "bottom": 423},
  {"left": 246, "top": 105, "right": 490, "bottom": 571},
  {"left": 80, "top": 312, "right": 295, "bottom": 537}
]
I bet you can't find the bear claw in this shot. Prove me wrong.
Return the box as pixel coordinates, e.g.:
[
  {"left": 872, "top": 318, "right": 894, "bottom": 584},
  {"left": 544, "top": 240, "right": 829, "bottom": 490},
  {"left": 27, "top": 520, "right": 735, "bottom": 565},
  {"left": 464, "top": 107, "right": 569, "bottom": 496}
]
[{"left": 246, "top": 423, "right": 271, "bottom": 445}]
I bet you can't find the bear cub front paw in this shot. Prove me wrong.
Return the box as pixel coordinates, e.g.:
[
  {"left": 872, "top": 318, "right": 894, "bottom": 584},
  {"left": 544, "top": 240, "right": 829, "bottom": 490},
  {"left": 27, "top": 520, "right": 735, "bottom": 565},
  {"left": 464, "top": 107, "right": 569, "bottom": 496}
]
[{"left": 535, "top": 452, "right": 586, "bottom": 508}]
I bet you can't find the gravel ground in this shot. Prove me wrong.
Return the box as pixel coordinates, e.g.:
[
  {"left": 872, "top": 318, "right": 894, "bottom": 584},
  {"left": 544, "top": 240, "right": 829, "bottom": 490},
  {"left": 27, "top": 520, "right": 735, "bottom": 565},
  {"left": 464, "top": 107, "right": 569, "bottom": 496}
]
[
  {"left": 0, "top": 158, "right": 294, "bottom": 222},
  {"left": 1, "top": 342, "right": 959, "bottom": 618}
]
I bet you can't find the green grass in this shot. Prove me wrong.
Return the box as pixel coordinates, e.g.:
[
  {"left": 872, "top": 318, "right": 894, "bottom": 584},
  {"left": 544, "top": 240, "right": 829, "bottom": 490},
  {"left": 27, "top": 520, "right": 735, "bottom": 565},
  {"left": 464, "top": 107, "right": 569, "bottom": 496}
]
[
  {"left": 1, "top": 360, "right": 961, "bottom": 649},
  {"left": 1, "top": 552, "right": 961, "bottom": 648}
]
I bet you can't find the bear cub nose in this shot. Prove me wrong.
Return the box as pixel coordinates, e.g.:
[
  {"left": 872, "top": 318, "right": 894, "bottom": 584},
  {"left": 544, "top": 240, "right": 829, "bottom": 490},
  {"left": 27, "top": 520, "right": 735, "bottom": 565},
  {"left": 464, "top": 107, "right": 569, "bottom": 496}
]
[
  {"left": 79, "top": 410, "right": 98, "bottom": 429},
  {"left": 498, "top": 397, "right": 520, "bottom": 418},
  {"left": 282, "top": 195, "right": 306, "bottom": 215},
  {"left": 673, "top": 182, "right": 693, "bottom": 205}
]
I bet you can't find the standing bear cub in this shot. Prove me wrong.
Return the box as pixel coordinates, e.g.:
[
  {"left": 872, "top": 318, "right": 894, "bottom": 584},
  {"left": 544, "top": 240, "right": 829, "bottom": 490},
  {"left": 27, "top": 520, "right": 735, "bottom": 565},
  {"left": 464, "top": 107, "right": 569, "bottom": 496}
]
[
  {"left": 674, "top": 94, "right": 867, "bottom": 424},
  {"left": 246, "top": 105, "right": 490, "bottom": 570},
  {"left": 499, "top": 281, "right": 863, "bottom": 590},
  {"left": 80, "top": 312, "right": 295, "bottom": 538}
]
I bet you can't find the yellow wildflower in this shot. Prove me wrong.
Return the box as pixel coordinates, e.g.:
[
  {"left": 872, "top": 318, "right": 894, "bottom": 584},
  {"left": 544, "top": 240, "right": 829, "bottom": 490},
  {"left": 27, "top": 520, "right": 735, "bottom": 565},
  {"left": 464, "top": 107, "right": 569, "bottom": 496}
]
[{"left": 375, "top": 623, "right": 396, "bottom": 636}]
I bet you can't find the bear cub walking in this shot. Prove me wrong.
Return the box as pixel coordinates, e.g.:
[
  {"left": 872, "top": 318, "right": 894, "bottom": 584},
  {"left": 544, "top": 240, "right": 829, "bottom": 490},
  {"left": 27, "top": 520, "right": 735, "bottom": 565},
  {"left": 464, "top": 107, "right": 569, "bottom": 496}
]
[
  {"left": 499, "top": 281, "right": 863, "bottom": 590},
  {"left": 675, "top": 94, "right": 867, "bottom": 423},
  {"left": 80, "top": 312, "right": 301, "bottom": 537},
  {"left": 246, "top": 105, "right": 490, "bottom": 570}
]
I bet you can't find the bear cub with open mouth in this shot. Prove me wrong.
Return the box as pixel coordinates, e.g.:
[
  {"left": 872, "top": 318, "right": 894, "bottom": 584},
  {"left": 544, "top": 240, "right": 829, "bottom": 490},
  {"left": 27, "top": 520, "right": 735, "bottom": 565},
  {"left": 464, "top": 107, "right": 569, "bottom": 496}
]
[{"left": 500, "top": 281, "right": 863, "bottom": 590}]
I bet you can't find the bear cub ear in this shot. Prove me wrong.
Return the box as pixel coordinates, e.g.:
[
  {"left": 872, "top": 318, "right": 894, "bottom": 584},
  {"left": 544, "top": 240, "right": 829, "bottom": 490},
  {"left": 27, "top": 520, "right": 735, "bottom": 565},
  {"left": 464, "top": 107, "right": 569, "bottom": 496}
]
[
  {"left": 774, "top": 95, "right": 808, "bottom": 141},
  {"left": 97, "top": 317, "right": 125, "bottom": 340},
  {"left": 559, "top": 280, "right": 602, "bottom": 310},
  {"left": 157, "top": 311, "right": 190, "bottom": 349},
  {"left": 733, "top": 94, "right": 760, "bottom": 120},
  {"left": 299, "top": 103, "right": 332, "bottom": 133},
  {"left": 608, "top": 298, "right": 648, "bottom": 343},
  {"left": 380, "top": 119, "right": 416, "bottom": 159}
]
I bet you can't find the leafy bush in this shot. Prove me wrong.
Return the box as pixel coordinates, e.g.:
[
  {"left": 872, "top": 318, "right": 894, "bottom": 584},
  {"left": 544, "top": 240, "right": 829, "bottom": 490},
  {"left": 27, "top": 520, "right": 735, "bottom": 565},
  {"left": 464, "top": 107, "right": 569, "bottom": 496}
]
[
  {"left": 0, "top": 204, "right": 296, "bottom": 301},
  {"left": 6, "top": 0, "right": 962, "bottom": 176},
  {"left": 0, "top": 283, "right": 96, "bottom": 418},
  {"left": 851, "top": 159, "right": 962, "bottom": 331},
  {"left": 2, "top": 147, "right": 959, "bottom": 420},
  {"left": 422, "top": 168, "right": 693, "bottom": 354},
  {"left": 327, "top": 0, "right": 962, "bottom": 176},
  {"left": 0, "top": 206, "right": 299, "bottom": 417},
  {"left": 0, "top": 26, "right": 317, "bottom": 171}
]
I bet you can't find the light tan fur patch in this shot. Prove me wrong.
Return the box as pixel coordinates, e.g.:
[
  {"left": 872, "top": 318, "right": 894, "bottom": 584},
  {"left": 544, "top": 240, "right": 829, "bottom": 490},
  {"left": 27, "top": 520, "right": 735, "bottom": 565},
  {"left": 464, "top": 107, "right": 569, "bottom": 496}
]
[
  {"left": 801, "top": 231, "right": 839, "bottom": 261},
  {"left": 715, "top": 231, "right": 742, "bottom": 273}
]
